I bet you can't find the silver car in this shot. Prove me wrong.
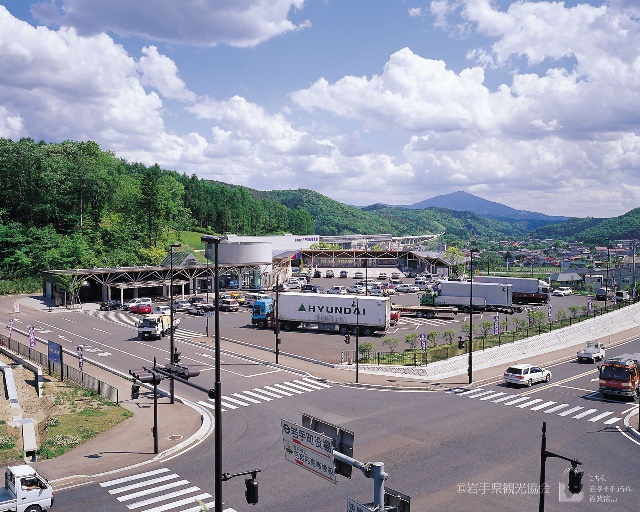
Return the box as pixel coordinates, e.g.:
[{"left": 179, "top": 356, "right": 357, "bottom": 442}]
[{"left": 503, "top": 364, "right": 551, "bottom": 387}]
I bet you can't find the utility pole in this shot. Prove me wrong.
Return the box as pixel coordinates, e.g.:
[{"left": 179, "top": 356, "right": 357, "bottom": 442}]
[{"left": 169, "top": 242, "right": 180, "bottom": 404}]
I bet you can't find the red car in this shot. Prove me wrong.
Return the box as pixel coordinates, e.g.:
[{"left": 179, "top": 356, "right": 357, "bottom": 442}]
[{"left": 130, "top": 304, "right": 152, "bottom": 314}]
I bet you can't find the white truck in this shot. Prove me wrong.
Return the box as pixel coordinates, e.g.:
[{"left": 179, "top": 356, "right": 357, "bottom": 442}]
[
  {"left": 137, "top": 314, "right": 180, "bottom": 340},
  {"left": 577, "top": 342, "right": 606, "bottom": 363},
  {"left": 474, "top": 276, "right": 550, "bottom": 304},
  {"left": 0, "top": 464, "right": 54, "bottom": 512},
  {"left": 435, "top": 281, "right": 522, "bottom": 314},
  {"left": 252, "top": 293, "right": 392, "bottom": 336}
]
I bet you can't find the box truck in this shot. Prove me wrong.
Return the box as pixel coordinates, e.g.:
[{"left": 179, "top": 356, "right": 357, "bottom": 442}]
[
  {"left": 474, "top": 276, "right": 550, "bottom": 304},
  {"left": 431, "top": 281, "right": 521, "bottom": 314},
  {"left": 251, "top": 293, "right": 392, "bottom": 336}
]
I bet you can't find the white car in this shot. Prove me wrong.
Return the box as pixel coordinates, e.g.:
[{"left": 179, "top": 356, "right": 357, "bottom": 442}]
[
  {"left": 503, "top": 364, "right": 551, "bottom": 387},
  {"left": 396, "top": 283, "right": 420, "bottom": 293},
  {"left": 354, "top": 271, "right": 364, "bottom": 279},
  {"left": 327, "top": 286, "right": 347, "bottom": 295},
  {"left": 347, "top": 284, "right": 365, "bottom": 294},
  {"left": 286, "top": 278, "right": 301, "bottom": 289},
  {"left": 552, "top": 287, "right": 572, "bottom": 296},
  {"left": 153, "top": 305, "right": 171, "bottom": 315},
  {"left": 377, "top": 272, "right": 388, "bottom": 280},
  {"left": 391, "top": 272, "right": 401, "bottom": 279}
]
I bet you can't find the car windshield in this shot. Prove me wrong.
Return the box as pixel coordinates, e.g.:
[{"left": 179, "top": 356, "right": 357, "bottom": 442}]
[
  {"left": 506, "top": 367, "right": 523, "bottom": 375},
  {"left": 139, "top": 318, "right": 158, "bottom": 327},
  {"left": 600, "top": 366, "right": 631, "bottom": 381}
]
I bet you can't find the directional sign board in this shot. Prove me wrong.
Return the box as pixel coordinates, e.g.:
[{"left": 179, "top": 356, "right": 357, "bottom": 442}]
[
  {"left": 281, "top": 418, "right": 336, "bottom": 483},
  {"left": 347, "top": 497, "right": 372, "bottom": 512}
]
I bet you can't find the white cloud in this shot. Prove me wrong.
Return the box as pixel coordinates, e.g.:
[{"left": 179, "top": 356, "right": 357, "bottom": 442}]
[
  {"left": 139, "top": 46, "right": 196, "bottom": 102},
  {"left": 31, "top": 0, "right": 311, "bottom": 47},
  {"left": 408, "top": 7, "right": 423, "bottom": 18}
]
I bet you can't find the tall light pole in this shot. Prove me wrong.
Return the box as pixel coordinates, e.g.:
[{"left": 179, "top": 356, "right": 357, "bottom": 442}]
[
  {"left": 201, "top": 235, "right": 222, "bottom": 512},
  {"left": 351, "top": 298, "right": 360, "bottom": 383},
  {"left": 468, "top": 248, "right": 478, "bottom": 385},
  {"left": 169, "top": 242, "right": 180, "bottom": 404}
]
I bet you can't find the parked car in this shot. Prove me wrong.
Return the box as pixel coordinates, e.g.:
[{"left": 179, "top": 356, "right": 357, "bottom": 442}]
[
  {"left": 503, "top": 364, "right": 551, "bottom": 387},
  {"left": 347, "top": 284, "right": 365, "bottom": 293},
  {"left": 124, "top": 297, "right": 152, "bottom": 311},
  {"left": 354, "top": 271, "right": 364, "bottom": 279},
  {"left": 552, "top": 287, "right": 572, "bottom": 296},
  {"left": 301, "top": 284, "right": 323, "bottom": 293},
  {"left": 172, "top": 299, "right": 191, "bottom": 312},
  {"left": 297, "top": 272, "right": 311, "bottom": 283},
  {"left": 153, "top": 305, "right": 171, "bottom": 315},
  {"left": 272, "top": 283, "right": 290, "bottom": 292},
  {"left": 100, "top": 299, "right": 121, "bottom": 311},
  {"left": 313, "top": 270, "right": 322, "bottom": 278},
  {"left": 131, "top": 303, "right": 152, "bottom": 314},
  {"left": 396, "top": 283, "right": 420, "bottom": 293},
  {"left": 327, "top": 286, "right": 347, "bottom": 295},
  {"left": 339, "top": 270, "right": 349, "bottom": 278},
  {"left": 324, "top": 270, "right": 335, "bottom": 278},
  {"left": 377, "top": 272, "right": 388, "bottom": 280},
  {"left": 189, "top": 296, "right": 205, "bottom": 304},
  {"left": 286, "top": 278, "right": 301, "bottom": 289},
  {"left": 219, "top": 298, "right": 240, "bottom": 312},
  {"left": 391, "top": 271, "right": 401, "bottom": 279}
]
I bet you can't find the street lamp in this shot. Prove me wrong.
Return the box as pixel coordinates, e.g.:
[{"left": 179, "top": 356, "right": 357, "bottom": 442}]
[
  {"left": 351, "top": 298, "right": 360, "bottom": 383},
  {"left": 201, "top": 235, "right": 223, "bottom": 512},
  {"left": 169, "top": 242, "right": 181, "bottom": 404},
  {"left": 468, "top": 248, "right": 479, "bottom": 384}
]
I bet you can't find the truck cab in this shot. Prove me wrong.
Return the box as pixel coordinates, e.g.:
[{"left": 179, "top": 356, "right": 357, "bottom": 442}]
[
  {"left": 599, "top": 354, "right": 640, "bottom": 400},
  {"left": 0, "top": 464, "right": 54, "bottom": 512},
  {"left": 252, "top": 298, "right": 275, "bottom": 329}
]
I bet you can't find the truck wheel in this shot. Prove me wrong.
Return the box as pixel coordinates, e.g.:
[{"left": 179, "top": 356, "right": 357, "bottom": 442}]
[
  {"left": 360, "top": 326, "right": 373, "bottom": 337},
  {"left": 282, "top": 321, "right": 293, "bottom": 331},
  {"left": 415, "top": 311, "right": 425, "bottom": 318},
  {"left": 25, "top": 506, "right": 42, "bottom": 512},
  {"left": 257, "top": 320, "right": 266, "bottom": 329},
  {"left": 339, "top": 325, "right": 349, "bottom": 335},
  {"left": 425, "top": 311, "right": 435, "bottom": 319}
]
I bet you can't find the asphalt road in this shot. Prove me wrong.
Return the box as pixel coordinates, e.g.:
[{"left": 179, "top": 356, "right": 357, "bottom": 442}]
[{"left": 4, "top": 293, "right": 638, "bottom": 511}]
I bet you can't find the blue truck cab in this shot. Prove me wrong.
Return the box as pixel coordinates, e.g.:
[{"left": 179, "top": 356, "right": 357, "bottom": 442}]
[{"left": 252, "top": 298, "right": 275, "bottom": 328}]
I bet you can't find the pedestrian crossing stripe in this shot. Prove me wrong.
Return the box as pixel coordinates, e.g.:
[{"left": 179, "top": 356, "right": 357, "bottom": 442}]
[
  {"left": 100, "top": 468, "right": 236, "bottom": 512},
  {"left": 448, "top": 387, "right": 622, "bottom": 425},
  {"left": 197, "top": 378, "right": 332, "bottom": 413},
  {"left": 81, "top": 310, "right": 208, "bottom": 339}
]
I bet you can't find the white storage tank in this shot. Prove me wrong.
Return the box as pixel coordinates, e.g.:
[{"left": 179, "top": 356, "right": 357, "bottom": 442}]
[{"left": 205, "top": 240, "right": 272, "bottom": 265}]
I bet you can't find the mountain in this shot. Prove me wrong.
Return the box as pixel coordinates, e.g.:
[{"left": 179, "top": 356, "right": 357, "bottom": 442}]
[{"left": 406, "top": 191, "right": 569, "bottom": 224}]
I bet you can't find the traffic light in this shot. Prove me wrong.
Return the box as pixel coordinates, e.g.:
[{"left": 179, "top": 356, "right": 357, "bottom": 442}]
[
  {"left": 172, "top": 348, "right": 181, "bottom": 364},
  {"left": 458, "top": 338, "right": 464, "bottom": 349},
  {"left": 131, "top": 383, "right": 140, "bottom": 399},
  {"left": 568, "top": 466, "right": 583, "bottom": 494},
  {"left": 245, "top": 476, "right": 258, "bottom": 504},
  {"left": 344, "top": 334, "right": 351, "bottom": 344}
]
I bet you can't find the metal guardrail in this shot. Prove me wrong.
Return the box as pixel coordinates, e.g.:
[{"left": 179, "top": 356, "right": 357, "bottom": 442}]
[{"left": 0, "top": 333, "right": 119, "bottom": 403}]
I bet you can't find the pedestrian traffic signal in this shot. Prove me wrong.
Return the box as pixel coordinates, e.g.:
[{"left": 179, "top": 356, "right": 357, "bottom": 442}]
[
  {"left": 458, "top": 338, "right": 464, "bottom": 349},
  {"left": 172, "top": 348, "right": 181, "bottom": 364},
  {"left": 344, "top": 334, "right": 351, "bottom": 344},
  {"left": 131, "top": 383, "right": 140, "bottom": 399},
  {"left": 568, "top": 466, "right": 583, "bottom": 494},
  {"left": 245, "top": 476, "right": 258, "bottom": 504}
]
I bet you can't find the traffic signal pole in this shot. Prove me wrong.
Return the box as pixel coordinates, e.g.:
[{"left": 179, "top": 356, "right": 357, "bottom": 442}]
[{"left": 539, "top": 421, "right": 583, "bottom": 511}]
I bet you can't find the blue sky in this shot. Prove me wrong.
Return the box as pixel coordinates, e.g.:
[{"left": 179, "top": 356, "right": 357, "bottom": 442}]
[{"left": 1, "top": 1, "right": 639, "bottom": 218}]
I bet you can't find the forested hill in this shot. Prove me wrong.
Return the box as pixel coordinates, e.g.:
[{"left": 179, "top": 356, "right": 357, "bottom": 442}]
[{"left": 0, "top": 138, "right": 313, "bottom": 280}]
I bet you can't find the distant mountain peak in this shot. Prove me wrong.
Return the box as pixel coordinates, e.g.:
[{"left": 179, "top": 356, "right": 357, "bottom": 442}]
[{"left": 406, "top": 191, "right": 568, "bottom": 223}]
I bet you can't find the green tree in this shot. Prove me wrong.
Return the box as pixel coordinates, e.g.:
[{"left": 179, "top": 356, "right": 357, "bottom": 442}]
[
  {"left": 441, "top": 329, "right": 455, "bottom": 346},
  {"left": 427, "top": 331, "right": 440, "bottom": 348},
  {"left": 382, "top": 338, "right": 400, "bottom": 354},
  {"left": 405, "top": 333, "right": 419, "bottom": 350},
  {"left": 513, "top": 317, "right": 526, "bottom": 332},
  {"left": 477, "top": 321, "right": 493, "bottom": 339},
  {"left": 359, "top": 341, "right": 373, "bottom": 361}
]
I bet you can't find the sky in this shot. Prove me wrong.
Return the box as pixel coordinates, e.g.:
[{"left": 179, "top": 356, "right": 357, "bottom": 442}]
[{"left": 1, "top": 0, "right": 639, "bottom": 219}]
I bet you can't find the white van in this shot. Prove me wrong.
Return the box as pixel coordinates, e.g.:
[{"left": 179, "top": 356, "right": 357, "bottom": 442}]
[{"left": 244, "top": 293, "right": 271, "bottom": 307}]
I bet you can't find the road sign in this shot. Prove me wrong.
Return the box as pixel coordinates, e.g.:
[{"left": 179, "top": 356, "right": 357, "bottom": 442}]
[
  {"left": 302, "top": 413, "right": 354, "bottom": 478},
  {"left": 281, "top": 418, "right": 336, "bottom": 483},
  {"left": 204, "top": 311, "right": 214, "bottom": 317},
  {"left": 347, "top": 497, "right": 371, "bottom": 512}
]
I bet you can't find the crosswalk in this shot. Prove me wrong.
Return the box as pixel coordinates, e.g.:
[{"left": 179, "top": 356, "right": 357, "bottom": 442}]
[
  {"left": 396, "top": 316, "right": 458, "bottom": 328},
  {"left": 448, "top": 387, "right": 624, "bottom": 426},
  {"left": 82, "top": 310, "right": 208, "bottom": 342},
  {"left": 100, "top": 467, "right": 236, "bottom": 511},
  {"left": 196, "top": 378, "right": 332, "bottom": 413}
]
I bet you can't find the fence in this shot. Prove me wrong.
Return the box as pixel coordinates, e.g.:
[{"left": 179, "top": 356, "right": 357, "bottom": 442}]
[
  {"left": 0, "top": 333, "right": 119, "bottom": 403},
  {"left": 344, "top": 300, "right": 633, "bottom": 367}
]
